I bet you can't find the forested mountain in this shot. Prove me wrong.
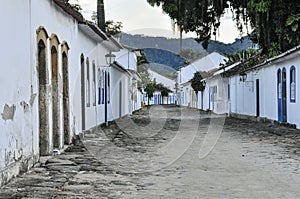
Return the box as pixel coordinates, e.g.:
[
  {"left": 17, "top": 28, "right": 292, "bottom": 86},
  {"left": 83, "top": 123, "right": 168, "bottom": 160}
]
[
  {"left": 148, "top": 63, "right": 177, "bottom": 79},
  {"left": 120, "top": 33, "right": 255, "bottom": 55},
  {"left": 121, "top": 33, "right": 255, "bottom": 74},
  {"left": 143, "top": 48, "right": 186, "bottom": 70}
]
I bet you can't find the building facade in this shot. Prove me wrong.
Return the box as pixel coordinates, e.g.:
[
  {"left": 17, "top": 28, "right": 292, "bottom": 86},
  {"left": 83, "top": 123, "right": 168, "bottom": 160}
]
[{"left": 0, "top": 0, "right": 140, "bottom": 186}]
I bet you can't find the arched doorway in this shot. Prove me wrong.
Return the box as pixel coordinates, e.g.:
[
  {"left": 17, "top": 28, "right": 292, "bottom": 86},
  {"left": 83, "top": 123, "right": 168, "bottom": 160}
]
[
  {"left": 282, "top": 68, "right": 287, "bottom": 122},
  {"left": 37, "top": 27, "right": 49, "bottom": 155},
  {"left": 80, "top": 54, "right": 86, "bottom": 130},
  {"left": 50, "top": 35, "right": 60, "bottom": 149},
  {"left": 278, "top": 68, "right": 287, "bottom": 122},
  {"left": 62, "top": 42, "right": 70, "bottom": 144}
]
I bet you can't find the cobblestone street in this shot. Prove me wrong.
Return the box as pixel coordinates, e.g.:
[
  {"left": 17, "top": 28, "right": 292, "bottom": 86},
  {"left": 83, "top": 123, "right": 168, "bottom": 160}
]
[{"left": 1, "top": 105, "right": 300, "bottom": 198}]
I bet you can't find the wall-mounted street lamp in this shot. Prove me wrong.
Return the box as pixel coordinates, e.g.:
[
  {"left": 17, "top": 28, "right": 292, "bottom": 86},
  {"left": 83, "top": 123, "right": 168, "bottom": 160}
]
[
  {"left": 239, "top": 72, "right": 247, "bottom": 82},
  {"left": 105, "top": 52, "right": 116, "bottom": 66}
]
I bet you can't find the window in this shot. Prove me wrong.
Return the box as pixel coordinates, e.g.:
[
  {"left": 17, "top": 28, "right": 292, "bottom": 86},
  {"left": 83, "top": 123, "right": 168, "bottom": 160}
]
[
  {"left": 107, "top": 72, "right": 110, "bottom": 104},
  {"left": 227, "top": 84, "right": 230, "bottom": 100},
  {"left": 86, "top": 58, "right": 90, "bottom": 107},
  {"left": 102, "top": 70, "right": 105, "bottom": 104},
  {"left": 98, "top": 68, "right": 101, "bottom": 105},
  {"left": 290, "top": 66, "right": 296, "bottom": 102},
  {"left": 278, "top": 69, "right": 282, "bottom": 99},
  {"left": 92, "top": 61, "right": 96, "bottom": 106}
]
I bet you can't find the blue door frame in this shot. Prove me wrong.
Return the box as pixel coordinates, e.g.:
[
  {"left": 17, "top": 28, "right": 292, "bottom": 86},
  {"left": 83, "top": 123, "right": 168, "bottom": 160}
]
[
  {"left": 282, "top": 68, "right": 287, "bottom": 122},
  {"left": 278, "top": 68, "right": 287, "bottom": 122},
  {"left": 278, "top": 69, "right": 282, "bottom": 122}
]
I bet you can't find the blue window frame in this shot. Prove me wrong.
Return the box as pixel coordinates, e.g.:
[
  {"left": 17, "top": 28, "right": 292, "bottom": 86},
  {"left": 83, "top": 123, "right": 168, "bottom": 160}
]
[{"left": 290, "top": 66, "right": 296, "bottom": 103}]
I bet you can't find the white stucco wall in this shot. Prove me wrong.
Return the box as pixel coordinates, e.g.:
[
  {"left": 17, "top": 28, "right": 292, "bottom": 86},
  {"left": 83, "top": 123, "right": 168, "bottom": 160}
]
[
  {"left": 204, "top": 76, "right": 229, "bottom": 114},
  {"left": 229, "top": 53, "right": 300, "bottom": 128},
  {"left": 149, "top": 70, "right": 176, "bottom": 92},
  {"left": 0, "top": 1, "right": 37, "bottom": 185},
  {"left": 178, "top": 52, "right": 228, "bottom": 84},
  {"left": 229, "top": 72, "right": 256, "bottom": 117},
  {"left": 0, "top": 0, "right": 124, "bottom": 186},
  {"left": 109, "top": 66, "right": 130, "bottom": 121},
  {"left": 114, "top": 49, "right": 137, "bottom": 71}
]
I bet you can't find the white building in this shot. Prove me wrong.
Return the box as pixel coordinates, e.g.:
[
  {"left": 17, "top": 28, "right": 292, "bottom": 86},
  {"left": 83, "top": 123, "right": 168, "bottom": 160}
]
[
  {"left": 0, "top": 0, "right": 140, "bottom": 186},
  {"left": 145, "top": 69, "right": 176, "bottom": 105},
  {"left": 114, "top": 46, "right": 143, "bottom": 113},
  {"left": 227, "top": 46, "right": 300, "bottom": 128},
  {"left": 177, "top": 52, "right": 227, "bottom": 108}
]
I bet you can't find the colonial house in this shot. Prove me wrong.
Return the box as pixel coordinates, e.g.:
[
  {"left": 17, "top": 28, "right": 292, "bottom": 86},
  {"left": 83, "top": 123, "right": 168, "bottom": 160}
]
[
  {"left": 114, "top": 45, "right": 143, "bottom": 113},
  {"left": 200, "top": 63, "right": 241, "bottom": 114},
  {"left": 195, "top": 45, "right": 300, "bottom": 128},
  {"left": 0, "top": 0, "right": 139, "bottom": 186},
  {"left": 225, "top": 45, "right": 300, "bottom": 129},
  {"left": 177, "top": 52, "right": 227, "bottom": 108},
  {"left": 145, "top": 69, "right": 176, "bottom": 105}
]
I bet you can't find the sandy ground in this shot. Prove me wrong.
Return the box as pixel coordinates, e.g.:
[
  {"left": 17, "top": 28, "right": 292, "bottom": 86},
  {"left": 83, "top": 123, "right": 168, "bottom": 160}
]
[{"left": 1, "top": 105, "right": 300, "bottom": 198}]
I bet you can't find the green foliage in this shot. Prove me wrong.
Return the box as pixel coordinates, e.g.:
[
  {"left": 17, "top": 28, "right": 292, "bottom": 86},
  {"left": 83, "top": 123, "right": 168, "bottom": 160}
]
[
  {"left": 145, "top": 83, "right": 156, "bottom": 99},
  {"left": 91, "top": 11, "right": 98, "bottom": 24},
  {"left": 225, "top": 48, "right": 259, "bottom": 65},
  {"left": 267, "top": 42, "right": 282, "bottom": 58},
  {"left": 178, "top": 48, "right": 202, "bottom": 62},
  {"left": 137, "top": 50, "right": 149, "bottom": 66},
  {"left": 137, "top": 64, "right": 152, "bottom": 86},
  {"left": 105, "top": 20, "right": 123, "bottom": 36},
  {"left": 69, "top": 3, "right": 82, "bottom": 12},
  {"left": 247, "top": 0, "right": 271, "bottom": 13},
  {"left": 191, "top": 71, "right": 205, "bottom": 94},
  {"left": 90, "top": 13, "right": 123, "bottom": 36},
  {"left": 161, "top": 89, "right": 169, "bottom": 97},
  {"left": 286, "top": 14, "right": 300, "bottom": 32},
  {"left": 154, "top": 83, "right": 172, "bottom": 98},
  {"left": 147, "top": 0, "right": 300, "bottom": 54}
]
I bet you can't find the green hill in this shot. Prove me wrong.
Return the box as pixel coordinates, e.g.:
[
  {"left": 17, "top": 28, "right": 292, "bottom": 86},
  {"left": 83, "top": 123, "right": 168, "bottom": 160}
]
[{"left": 120, "top": 33, "right": 255, "bottom": 55}]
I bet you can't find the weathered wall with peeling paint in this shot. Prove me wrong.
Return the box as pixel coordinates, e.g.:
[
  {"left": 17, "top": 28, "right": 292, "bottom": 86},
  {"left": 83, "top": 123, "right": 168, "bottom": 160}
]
[
  {"left": 0, "top": 0, "right": 39, "bottom": 186},
  {"left": 0, "top": 0, "right": 141, "bottom": 186},
  {"left": 0, "top": 0, "right": 135, "bottom": 186}
]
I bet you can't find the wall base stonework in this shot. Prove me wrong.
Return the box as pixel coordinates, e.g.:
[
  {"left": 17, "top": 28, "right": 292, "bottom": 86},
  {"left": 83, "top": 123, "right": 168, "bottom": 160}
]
[
  {"left": 229, "top": 113, "right": 297, "bottom": 129},
  {"left": 0, "top": 155, "right": 39, "bottom": 187}
]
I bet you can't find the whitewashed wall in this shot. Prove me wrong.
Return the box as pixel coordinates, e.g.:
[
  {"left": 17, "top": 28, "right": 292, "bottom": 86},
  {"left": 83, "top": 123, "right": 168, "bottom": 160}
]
[
  {"left": 0, "top": 0, "right": 123, "bottom": 186},
  {"left": 229, "top": 53, "right": 300, "bottom": 128},
  {"left": 0, "top": 1, "right": 36, "bottom": 186},
  {"left": 109, "top": 66, "right": 130, "bottom": 120},
  {"left": 229, "top": 72, "right": 256, "bottom": 116},
  {"left": 149, "top": 70, "right": 176, "bottom": 92},
  {"left": 204, "top": 76, "right": 229, "bottom": 114},
  {"left": 114, "top": 49, "right": 137, "bottom": 71}
]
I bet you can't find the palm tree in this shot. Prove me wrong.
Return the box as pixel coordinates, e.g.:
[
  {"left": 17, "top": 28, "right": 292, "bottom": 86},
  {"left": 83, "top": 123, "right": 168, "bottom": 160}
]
[{"left": 97, "top": 0, "right": 106, "bottom": 31}]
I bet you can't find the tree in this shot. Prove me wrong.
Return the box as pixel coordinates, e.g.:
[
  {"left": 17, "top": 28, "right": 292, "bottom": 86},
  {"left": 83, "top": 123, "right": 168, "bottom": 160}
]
[
  {"left": 224, "top": 48, "right": 259, "bottom": 66},
  {"left": 147, "top": 0, "right": 300, "bottom": 55},
  {"left": 105, "top": 20, "right": 123, "bottom": 37},
  {"left": 137, "top": 51, "right": 151, "bottom": 92},
  {"left": 91, "top": 12, "right": 123, "bottom": 36},
  {"left": 178, "top": 48, "right": 203, "bottom": 62},
  {"left": 148, "top": 0, "right": 194, "bottom": 50},
  {"left": 68, "top": 2, "right": 82, "bottom": 12},
  {"left": 144, "top": 83, "right": 156, "bottom": 106},
  {"left": 191, "top": 71, "right": 205, "bottom": 109}
]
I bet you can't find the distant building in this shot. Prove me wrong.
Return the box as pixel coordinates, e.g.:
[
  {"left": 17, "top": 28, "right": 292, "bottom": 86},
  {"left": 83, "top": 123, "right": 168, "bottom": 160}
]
[
  {"left": 144, "top": 69, "right": 176, "bottom": 105},
  {"left": 177, "top": 52, "right": 228, "bottom": 108}
]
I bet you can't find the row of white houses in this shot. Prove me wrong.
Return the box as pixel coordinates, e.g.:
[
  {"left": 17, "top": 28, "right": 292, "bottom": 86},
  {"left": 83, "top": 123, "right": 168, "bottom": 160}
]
[
  {"left": 144, "top": 69, "right": 177, "bottom": 105},
  {"left": 177, "top": 46, "right": 300, "bottom": 129},
  {"left": 0, "top": 0, "right": 143, "bottom": 186}
]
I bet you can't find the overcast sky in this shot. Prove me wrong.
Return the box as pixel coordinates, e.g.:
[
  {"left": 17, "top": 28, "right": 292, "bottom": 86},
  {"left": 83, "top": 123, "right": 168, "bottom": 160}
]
[{"left": 72, "top": 0, "right": 247, "bottom": 44}]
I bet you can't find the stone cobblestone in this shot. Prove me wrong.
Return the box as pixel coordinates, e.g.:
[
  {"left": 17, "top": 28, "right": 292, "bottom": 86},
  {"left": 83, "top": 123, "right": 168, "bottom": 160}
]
[{"left": 1, "top": 105, "right": 300, "bottom": 198}]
